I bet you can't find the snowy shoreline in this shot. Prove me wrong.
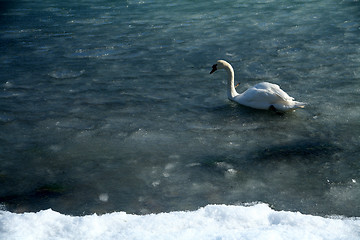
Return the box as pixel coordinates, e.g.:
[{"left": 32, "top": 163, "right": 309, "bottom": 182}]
[{"left": 1, "top": 203, "right": 359, "bottom": 240}]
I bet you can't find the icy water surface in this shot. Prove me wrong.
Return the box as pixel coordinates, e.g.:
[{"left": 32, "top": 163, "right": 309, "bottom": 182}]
[{"left": 1, "top": 0, "right": 360, "bottom": 217}]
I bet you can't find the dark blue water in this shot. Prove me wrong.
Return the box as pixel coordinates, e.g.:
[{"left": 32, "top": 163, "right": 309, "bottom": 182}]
[{"left": 1, "top": 0, "right": 360, "bottom": 216}]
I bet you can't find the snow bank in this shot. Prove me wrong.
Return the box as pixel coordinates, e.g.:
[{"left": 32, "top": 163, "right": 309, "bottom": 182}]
[{"left": 1, "top": 203, "right": 359, "bottom": 240}]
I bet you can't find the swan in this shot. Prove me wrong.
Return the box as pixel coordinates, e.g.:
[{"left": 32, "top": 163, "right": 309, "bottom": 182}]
[{"left": 210, "top": 60, "right": 305, "bottom": 111}]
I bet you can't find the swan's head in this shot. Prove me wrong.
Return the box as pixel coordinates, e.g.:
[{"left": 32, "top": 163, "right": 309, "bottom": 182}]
[{"left": 210, "top": 60, "right": 230, "bottom": 74}]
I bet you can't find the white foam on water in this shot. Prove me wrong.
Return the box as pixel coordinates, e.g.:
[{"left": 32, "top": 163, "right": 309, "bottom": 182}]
[{"left": 1, "top": 203, "right": 359, "bottom": 240}]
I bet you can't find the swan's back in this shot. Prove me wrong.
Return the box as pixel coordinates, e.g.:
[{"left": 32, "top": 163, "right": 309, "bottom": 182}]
[{"left": 233, "top": 82, "right": 305, "bottom": 111}]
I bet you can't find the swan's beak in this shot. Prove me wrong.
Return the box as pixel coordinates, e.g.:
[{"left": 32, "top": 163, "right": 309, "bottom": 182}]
[{"left": 210, "top": 64, "right": 217, "bottom": 74}]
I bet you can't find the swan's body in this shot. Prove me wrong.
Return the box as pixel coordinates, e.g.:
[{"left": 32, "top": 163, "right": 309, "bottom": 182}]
[{"left": 210, "top": 60, "right": 305, "bottom": 111}]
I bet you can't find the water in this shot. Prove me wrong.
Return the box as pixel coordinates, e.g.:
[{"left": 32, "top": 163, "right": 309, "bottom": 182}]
[{"left": 1, "top": 0, "right": 360, "bottom": 222}]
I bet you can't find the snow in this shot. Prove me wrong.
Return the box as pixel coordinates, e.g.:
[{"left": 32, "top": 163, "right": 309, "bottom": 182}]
[{"left": 1, "top": 203, "right": 359, "bottom": 240}]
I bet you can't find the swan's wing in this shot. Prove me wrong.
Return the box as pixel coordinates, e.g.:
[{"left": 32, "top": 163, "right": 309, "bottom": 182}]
[
  {"left": 239, "top": 82, "right": 291, "bottom": 104},
  {"left": 234, "top": 82, "right": 305, "bottom": 110},
  {"left": 252, "top": 82, "right": 294, "bottom": 102}
]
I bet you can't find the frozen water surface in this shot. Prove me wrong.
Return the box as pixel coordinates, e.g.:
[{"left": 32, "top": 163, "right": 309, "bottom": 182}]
[{"left": 1, "top": 0, "right": 360, "bottom": 237}]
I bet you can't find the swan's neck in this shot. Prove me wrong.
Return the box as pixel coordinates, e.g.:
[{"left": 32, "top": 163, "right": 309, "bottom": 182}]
[{"left": 224, "top": 63, "right": 238, "bottom": 99}]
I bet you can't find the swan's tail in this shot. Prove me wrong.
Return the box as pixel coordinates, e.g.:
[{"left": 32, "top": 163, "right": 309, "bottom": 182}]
[
  {"left": 293, "top": 101, "right": 306, "bottom": 109},
  {"left": 274, "top": 101, "right": 306, "bottom": 111}
]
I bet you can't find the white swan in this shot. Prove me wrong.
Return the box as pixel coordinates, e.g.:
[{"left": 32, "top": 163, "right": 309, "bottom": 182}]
[{"left": 210, "top": 60, "right": 305, "bottom": 111}]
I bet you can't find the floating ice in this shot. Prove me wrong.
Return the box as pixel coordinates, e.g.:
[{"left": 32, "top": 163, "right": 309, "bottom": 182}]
[
  {"left": 98, "top": 193, "right": 109, "bottom": 202},
  {"left": 0, "top": 203, "right": 359, "bottom": 240},
  {"left": 48, "top": 69, "right": 85, "bottom": 79}
]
